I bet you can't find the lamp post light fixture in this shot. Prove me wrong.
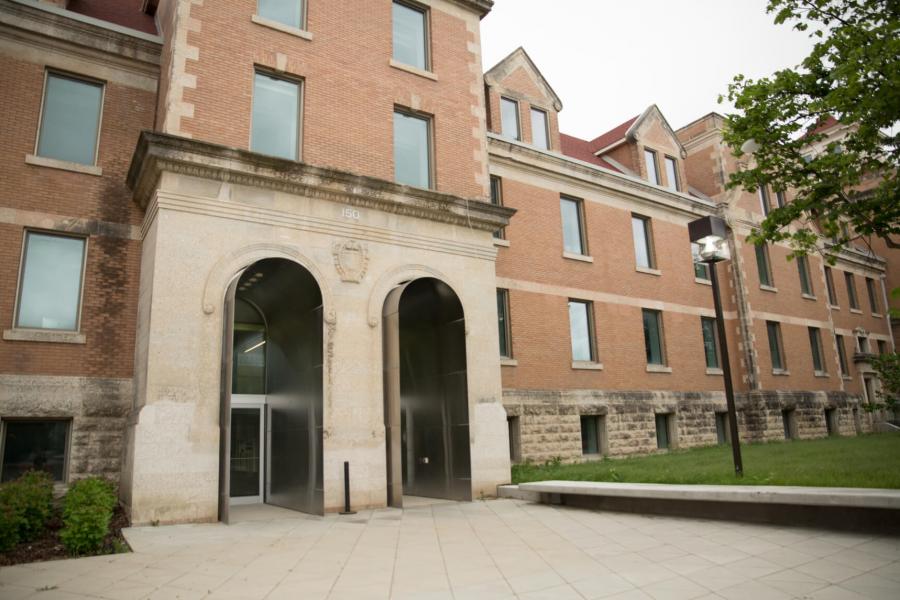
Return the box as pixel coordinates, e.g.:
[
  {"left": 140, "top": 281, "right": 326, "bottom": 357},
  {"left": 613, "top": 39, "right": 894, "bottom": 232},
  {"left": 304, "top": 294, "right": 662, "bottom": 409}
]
[{"left": 688, "top": 215, "right": 744, "bottom": 477}]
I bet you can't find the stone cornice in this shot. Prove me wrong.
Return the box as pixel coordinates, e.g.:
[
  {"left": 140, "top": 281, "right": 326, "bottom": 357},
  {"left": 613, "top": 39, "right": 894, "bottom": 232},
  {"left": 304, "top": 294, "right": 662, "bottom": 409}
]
[
  {"left": 450, "top": 0, "right": 493, "bottom": 18},
  {"left": 128, "top": 132, "right": 515, "bottom": 233},
  {"left": 0, "top": 0, "right": 161, "bottom": 68},
  {"left": 487, "top": 134, "right": 716, "bottom": 219}
]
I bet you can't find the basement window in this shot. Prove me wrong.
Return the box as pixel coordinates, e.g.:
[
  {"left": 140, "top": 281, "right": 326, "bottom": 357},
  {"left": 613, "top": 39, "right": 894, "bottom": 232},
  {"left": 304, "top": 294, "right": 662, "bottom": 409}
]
[
  {"left": 1, "top": 420, "right": 70, "bottom": 482},
  {"left": 655, "top": 413, "right": 674, "bottom": 449}
]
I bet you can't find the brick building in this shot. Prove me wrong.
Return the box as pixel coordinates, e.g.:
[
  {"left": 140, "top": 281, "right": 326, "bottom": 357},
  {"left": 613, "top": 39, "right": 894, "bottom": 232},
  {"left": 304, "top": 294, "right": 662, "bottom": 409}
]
[{"left": 0, "top": 0, "right": 894, "bottom": 524}]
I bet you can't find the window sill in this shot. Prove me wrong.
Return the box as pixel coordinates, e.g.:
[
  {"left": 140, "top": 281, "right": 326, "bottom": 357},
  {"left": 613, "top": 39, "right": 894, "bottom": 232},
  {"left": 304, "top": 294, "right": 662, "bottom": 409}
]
[
  {"left": 493, "top": 238, "right": 510, "bottom": 247},
  {"left": 760, "top": 284, "right": 778, "bottom": 293},
  {"left": 849, "top": 308, "right": 862, "bottom": 314},
  {"left": 872, "top": 313, "right": 883, "bottom": 319},
  {"left": 500, "top": 358, "right": 518, "bottom": 367},
  {"left": 828, "top": 304, "right": 840, "bottom": 310},
  {"left": 581, "top": 454, "right": 604, "bottom": 461},
  {"left": 389, "top": 59, "right": 438, "bottom": 81},
  {"left": 251, "top": 14, "right": 313, "bottom": 40},
  {"left": 3, "top": 328, "right": 85, "bottom": 344},
  {"left": 694, "top": 277, "right": 712, "bottom": 286},
  {"left": 646, "top": 364, "right": 672, "bottom": 373},
  {"left": 814, "top": 371, "right": 829, "bottom": 378},
  {"left": 841, "top": 375, "right": 852, "bottom": 381},
  {"left": 572, "top": 361, "right": 603, "bottom": 371},
  {"left": 772, "top": 369, "right": 790, "bottom": 376},
  {"left": 705, "top": 367, "right": 724, "bottom": 376},
  {"left": 25, "top": 154, "right": 101, "bottom": 176},
  {"left": 801, "top": 293, "right": 817, "bottom": 301},
  {"left": 562, "top": 252, "right": 593, "bottom": 263},
  {"left": 636, "top": 266, "right": 662, "bottom": 276}
]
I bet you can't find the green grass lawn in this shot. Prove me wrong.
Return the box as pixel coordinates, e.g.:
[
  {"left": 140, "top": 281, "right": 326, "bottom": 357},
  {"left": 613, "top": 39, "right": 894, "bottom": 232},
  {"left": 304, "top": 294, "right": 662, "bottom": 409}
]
[{"left": 512, "top": 433, "right": 900, "bottom": 489}]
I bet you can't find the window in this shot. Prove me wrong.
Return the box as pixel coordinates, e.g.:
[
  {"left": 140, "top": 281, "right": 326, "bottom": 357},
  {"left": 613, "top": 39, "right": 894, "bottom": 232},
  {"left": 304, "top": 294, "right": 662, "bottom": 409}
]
[
  {"left": 797, "top": 255, "right": 814, "bottom": 296},
  {"left": 825, "top": 408, "right": 838, "bottom": 436},
  {"left": 857, "top": 336, "right": 870, "bottom": 354},
  {"left": 251, "top": 71, "right": 301, "bottom": 160},
  {"left": 824, "top": 267, "right": 837, "bottom": 306},
  {"left": 1, "top": 420, "right": 70, "bottom": 482},
  {"left": 631, "top": 215, "right": 655, "bottom": 269},
  {"left": 500, "top": 97, "right": 520, "bottom": 140},
  {"left": 836, "top": 334, "right": 849, "bottom": 376},
  {"left": 755, "top": 244, "right": 773, "bottom": 287},
  {"left": 392, "top": 1, "right": 428, "bottom": 70},
  {"left": 490, "top": 176, "right": 504, "bottom": 239},
  {"left": 497, "top": 289, "right": 512, "bottom": 358},
  {"left": 642, "top": 309, "right": 666, "bottom": 366},
  {"left": 866, "top": 278, "right": 880, "bottom": 313},
  {"left": 692, "top": 244, "right": 710, "bottom": 280},
  {"left": 258, "top": 0, "right": 304, "bottom": 29},
  {"left": 507, "top": 416, "right": 521, "bottom": 463},
  {"left": 655, "top": 413, "right": 673, "bottom": 449},
  {"left": 844, "top": 272, "right": 859, "bottom": 310},
  {"left": 568, "top": 300, "right": 595, "bottom": 362},
  {"left": 782, "top": 409, "right": 797, "bottom": 440},
  {"left": 643, "top": 148, "right": 660, "bottom": 185},
  {"left": 715, "top": 412, "right": 729, "bottom": 445},
  {"left": 808, "top": 327, "right": 825, "bottom": 373},
  {"left": 701, "top": 317, "right": 720, "bottom": 369},
  {"left": 560, "top": 196, "right": 586, "bottom": 255},
  {"left": 530, "top": 107, "right": 549, "bottom": 150},
  {"left": 877, "top": 340, "right": 886, "bottom": 355},
  {"left": 664, "top": 156, "right": 679, "bottom": 191},
  {"left": 758, "top": 186, "right": 771, "bottom": 216},
  {"left": 15, "top": 232, "right": 87, "bottom": 331},
  {"left": 775, "top": 190, "right": 786, "bottom": 208},
  {"left": 766, "top": 321, "right": 785, "bottom": 371},
  {"left": 580, "top": 415, "right": 605, "bottom": 455},
  {"left": 36, "top": 71, "right": 104, "bottom": 165},
  {"left": 393, "top": 109, "right": 432, "bottom": 188}
]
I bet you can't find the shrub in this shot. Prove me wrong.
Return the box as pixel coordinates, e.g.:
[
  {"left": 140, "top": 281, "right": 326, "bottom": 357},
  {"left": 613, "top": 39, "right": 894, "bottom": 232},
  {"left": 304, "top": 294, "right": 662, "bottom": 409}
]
[
  {"left": 0, "top": 470, "right": 54, "bottom": 552},
  {"left": 60, "top": 477, "right": 117, "bottom": 555}
]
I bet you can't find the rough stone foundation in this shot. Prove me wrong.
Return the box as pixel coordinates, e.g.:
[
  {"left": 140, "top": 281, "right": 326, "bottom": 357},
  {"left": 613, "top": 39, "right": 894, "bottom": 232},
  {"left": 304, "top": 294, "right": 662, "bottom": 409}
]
[
  {"left": 503, "top": 389, "right": 871, "bottom": 463},
  {"left": 0, "top": 375, "right": 132, "bottom": 482}
]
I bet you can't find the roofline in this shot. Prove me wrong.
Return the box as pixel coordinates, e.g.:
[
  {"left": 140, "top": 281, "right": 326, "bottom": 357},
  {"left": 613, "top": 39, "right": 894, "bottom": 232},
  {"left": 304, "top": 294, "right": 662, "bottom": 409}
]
[
  {"left": 5, "top": 0, "right": 162, "bottom": 42},
  {"left": 484, "top": 46, "right": 563, "bottom": 111},
  {"left": 594, "top": 105, "right": 687, "bottom": 158},
  {"left": 676, "top": 111, "right": 727, "bottom": 134}
]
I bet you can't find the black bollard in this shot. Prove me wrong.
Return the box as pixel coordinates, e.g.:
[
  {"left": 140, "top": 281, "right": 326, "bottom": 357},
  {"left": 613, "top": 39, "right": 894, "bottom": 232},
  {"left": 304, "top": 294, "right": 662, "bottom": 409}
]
[{"left": 340, "top": 461, "right": 356, "bottom": 515}]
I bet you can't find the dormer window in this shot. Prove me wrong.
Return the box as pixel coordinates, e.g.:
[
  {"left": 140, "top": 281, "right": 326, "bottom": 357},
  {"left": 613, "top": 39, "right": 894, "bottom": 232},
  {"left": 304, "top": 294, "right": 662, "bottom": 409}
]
[
  {"left": 664, "top": 156, "right": 679, "bottom": 191},
  {"left": 643, "top": 148, "right": 660, "bottom": 185},
  {"left": 530, "top": 107, "right": 549, "bottom": 150},
  {"left": 500, "top": 97, "right": 520, "bottom": 141}
]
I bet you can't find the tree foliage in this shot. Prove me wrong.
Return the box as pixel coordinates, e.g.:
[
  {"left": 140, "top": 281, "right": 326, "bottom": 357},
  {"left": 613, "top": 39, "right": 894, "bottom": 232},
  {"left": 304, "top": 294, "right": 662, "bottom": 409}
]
[{"left": 721, "top": 0, "right": 900, "bottom": 257}]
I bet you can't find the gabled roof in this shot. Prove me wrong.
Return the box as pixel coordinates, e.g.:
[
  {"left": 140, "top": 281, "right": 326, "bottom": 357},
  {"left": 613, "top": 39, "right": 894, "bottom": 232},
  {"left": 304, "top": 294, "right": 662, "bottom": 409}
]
[
  {"left": 559, "top": 134, "right": 623, "bottom": 173},
  {"left": 588, "top": 115, "right": 639, "bottom": 155},
  {"left": 591, "top": 105, "right": 686, "bottom": 158},
  {"left": 484, "top": 47, "right": 563, "bottom": 111},
  {"left": 807, "top": 115, "right": 841, "bottom": 137}
]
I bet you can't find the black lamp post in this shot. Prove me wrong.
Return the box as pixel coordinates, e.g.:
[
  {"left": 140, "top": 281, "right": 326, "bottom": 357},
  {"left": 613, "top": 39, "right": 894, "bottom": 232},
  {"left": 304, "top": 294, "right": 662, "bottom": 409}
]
[{"left": 689, "top": 215, "right": 744, "bottom": 477}]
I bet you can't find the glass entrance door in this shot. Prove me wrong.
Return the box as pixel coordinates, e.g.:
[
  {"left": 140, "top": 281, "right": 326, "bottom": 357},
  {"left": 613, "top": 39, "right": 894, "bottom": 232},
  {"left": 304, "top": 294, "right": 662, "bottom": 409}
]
[{"left": 230, "top": 397, "right": 265, "bottom": 505}]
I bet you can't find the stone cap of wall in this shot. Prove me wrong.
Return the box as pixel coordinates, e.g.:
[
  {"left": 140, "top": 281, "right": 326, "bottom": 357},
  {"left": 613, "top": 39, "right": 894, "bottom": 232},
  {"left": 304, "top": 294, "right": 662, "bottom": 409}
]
[{"left": 127, "top": 131, "right": 516, "bottom": 233}]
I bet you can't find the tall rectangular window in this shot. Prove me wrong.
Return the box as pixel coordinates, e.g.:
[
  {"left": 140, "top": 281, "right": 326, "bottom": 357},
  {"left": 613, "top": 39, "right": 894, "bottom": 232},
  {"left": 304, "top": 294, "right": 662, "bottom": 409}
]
[
  {"left": 1, "top": 420, "right": 70, "bottom": 482},
  {"left": 507, "top": 416, "right": 521, "bottom": 462},
  {"left": 766, "top": 321, "right": 785, "bottom": 371},
  {"left": 393, "top": 109, "right": 431, "bottom": 188},
  {"left": 530, "top": 107, "right": 549, "bottom": 150},
  {"left": 692, "top": 244, "right": 710, "bottom": 280},
  {"left": 580, "top": 415, "right": 604, "bottom": 455},
  {"left": 755, "top": 244, "right": 773, "bottom": 287},
  {"left": 258, "top": 0, "right": 304, "bottom": 29},
  {"left": 642, "top": 309, "right": 666, "bottom": 366},
  {"left": 866, "top": 278, "right": 880, "bottom": 313},
  {"left": 664, "top": 156, "right": 679, "bottom": 191},
  {"left": 644, "top": 148, "right": 660, "bottom": 185},
  {"left": 808, "top": 327, "right": 825, "bottom": 373},
  {"left": 824, "top": 266, "right": 837, "bottom": 305},
  {"left": 251, "top": 71, "right": 300, "bottom": 160},
  {"left": 632, "top": 215, "right": 655, "bottom": 269},
  {"left": 568, "top": 300, "right": 595, "bottom": 362},
  {"left": 500, "top": 97, "right": 520, "bottom": 140},
  {"left": 655, "top": 414, "right": 672, "bottom": 449},
  {"left": 835, "top": 334, "right": 849, "bottom": 376},
  {"left": 877, "top": 340, "right": 887, "bottom": 355},
  {"left": 715, "top": 413, "right": 729, "bottom": 445},
  {"left": 16, "top": 231, "right": 87, "bottom": 331},
  {"left": 701, "top": 317, "right": 720, "bottom": 369},
  {"left": 490, "top": 175, "right": 504, "bottom": 239},
  {"left": 797, "top": 255, "right": 814, "bottom": 296},
  {"left": 560, "top": 196, "right": 586, "bottom": 255},
  {"left": 759, "top": 186, "right": 771, "bottom": 216},
  {"left": 775, "top": 190, "right": 786, "bottom": 208},
  {"left": 37, "top": 72, "right": 104, "bottom": 165},
  {"left": 392, "top": 1, "right": 428, "bottom": 70},
  {"left": 844, "top": 272, "right": 859, "bottom": 309},
  {"left": 497, "top": 289, "right": 512, "bottom": 358}
]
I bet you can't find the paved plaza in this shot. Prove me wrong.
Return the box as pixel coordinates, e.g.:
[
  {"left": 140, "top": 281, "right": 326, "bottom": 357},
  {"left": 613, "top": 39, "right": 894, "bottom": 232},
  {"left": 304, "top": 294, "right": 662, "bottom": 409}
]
[{"left": 1, "top": 498, "right": 899, "bottom": 599}]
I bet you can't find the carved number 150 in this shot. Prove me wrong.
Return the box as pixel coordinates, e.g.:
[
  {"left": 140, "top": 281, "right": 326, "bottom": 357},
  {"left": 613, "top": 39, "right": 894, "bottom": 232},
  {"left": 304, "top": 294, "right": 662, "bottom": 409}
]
[{"left": 342, "top": 207, "right": 360, "bottom": 220}]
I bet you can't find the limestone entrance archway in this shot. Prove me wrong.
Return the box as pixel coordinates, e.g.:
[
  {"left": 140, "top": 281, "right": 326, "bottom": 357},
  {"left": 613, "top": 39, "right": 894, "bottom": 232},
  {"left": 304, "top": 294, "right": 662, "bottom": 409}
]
[
  {"left": 219, "top": 258, "right": 324, "bottom": 522},
  {"left": 382, "top": 278, "right": 472, "bottom": 507}
]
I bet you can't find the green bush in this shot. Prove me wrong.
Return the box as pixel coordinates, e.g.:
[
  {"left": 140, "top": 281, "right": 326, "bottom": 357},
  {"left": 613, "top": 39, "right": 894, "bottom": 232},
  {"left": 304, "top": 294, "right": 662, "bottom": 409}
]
[
  {"left": 60, "top": 477, "right": 117, "bottom": 555},
  {"left": 0, "top": 470, "right": 54, "bottom": 552}
]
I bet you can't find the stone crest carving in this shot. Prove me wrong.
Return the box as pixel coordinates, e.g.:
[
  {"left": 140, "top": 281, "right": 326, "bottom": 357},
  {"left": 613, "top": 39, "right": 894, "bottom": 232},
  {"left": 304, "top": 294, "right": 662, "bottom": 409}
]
[{"left": 333, "top": 239, "right": 368, "bottom": 283}]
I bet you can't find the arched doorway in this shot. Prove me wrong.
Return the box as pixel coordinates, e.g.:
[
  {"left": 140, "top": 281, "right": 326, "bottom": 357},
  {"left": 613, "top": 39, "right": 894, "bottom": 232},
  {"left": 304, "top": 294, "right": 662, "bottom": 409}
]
[
  {"left": 383, "top": 278, "right": 472, "bottom": 507},
  {"left": 219, "top": 258, "right": 324, "bottom": 521}
]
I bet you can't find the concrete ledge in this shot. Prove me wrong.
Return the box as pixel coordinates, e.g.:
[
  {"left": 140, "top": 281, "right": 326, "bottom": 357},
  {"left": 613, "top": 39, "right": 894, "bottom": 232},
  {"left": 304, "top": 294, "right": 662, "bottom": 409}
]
[{"left": 517, "top": 480, "right": 900, "bottom": 510}]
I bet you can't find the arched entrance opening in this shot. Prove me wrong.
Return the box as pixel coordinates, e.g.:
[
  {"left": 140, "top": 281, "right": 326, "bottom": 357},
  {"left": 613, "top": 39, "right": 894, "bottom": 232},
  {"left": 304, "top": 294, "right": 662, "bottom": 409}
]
[
  {"left": 219, "top": 258, "right": 323, "bottom": 521},
  {"left": 383, "top": 278, "right": 472, "bottom": 507}
]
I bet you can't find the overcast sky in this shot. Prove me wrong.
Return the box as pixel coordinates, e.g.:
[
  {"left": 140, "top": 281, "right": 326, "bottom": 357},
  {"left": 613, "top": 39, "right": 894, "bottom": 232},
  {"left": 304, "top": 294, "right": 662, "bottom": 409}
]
[{"left": 480, "top": 0, "right": 818, "bottom": 140}]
